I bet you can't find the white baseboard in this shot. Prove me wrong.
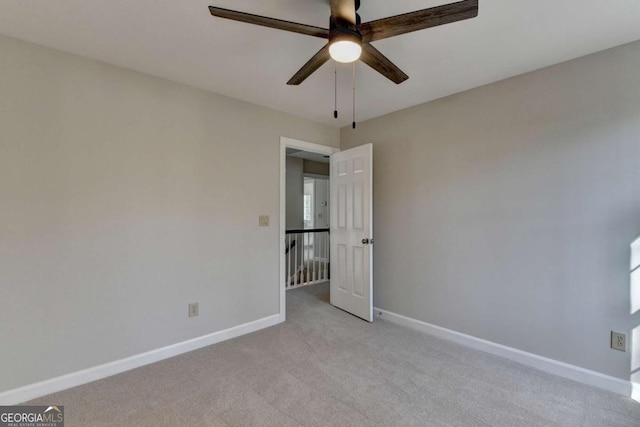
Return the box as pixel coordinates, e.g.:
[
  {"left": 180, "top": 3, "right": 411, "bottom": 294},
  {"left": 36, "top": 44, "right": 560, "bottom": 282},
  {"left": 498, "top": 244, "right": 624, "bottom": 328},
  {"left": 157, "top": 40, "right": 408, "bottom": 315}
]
[
  {"left": 374, "top": 308, "right": 632, "bottom": 397},
  {"left": 0, "top": 314, "right": 281, "bottom": 405}
]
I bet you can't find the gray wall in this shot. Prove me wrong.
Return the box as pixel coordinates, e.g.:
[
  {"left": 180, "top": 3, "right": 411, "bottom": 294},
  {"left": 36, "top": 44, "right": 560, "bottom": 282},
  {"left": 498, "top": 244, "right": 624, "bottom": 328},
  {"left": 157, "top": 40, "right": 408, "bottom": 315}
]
[
  {"left": 303, "top": 159, "right": 329, "bottom": 176},
  {"left": 0, "top": 35, "right": 339, "bottom": 393},
  {"left": 313, "top": 178, "right": 330, "bottom": 229},
  {"left": 341, "top": 40, "right": 640, "bottom": 380},
  {"left": 285, "top": 157, "right": 304, "bottom": 230}
]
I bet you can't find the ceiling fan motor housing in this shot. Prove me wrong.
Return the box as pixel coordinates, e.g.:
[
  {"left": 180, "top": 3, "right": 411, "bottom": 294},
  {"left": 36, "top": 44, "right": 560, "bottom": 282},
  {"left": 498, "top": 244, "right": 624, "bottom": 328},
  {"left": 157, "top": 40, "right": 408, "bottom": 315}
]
[
  {"left": 329, "top": 27, "right": 362, "bottom": 46},
  {"left": 329, "top": 15, "right": 362, "bottom": 45}
]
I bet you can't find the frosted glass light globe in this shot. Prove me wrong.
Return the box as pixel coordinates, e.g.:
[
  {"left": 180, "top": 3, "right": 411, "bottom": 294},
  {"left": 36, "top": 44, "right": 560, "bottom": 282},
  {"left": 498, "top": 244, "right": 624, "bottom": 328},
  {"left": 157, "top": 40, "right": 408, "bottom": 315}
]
[{"left": 329, "top": 40, "right": 362, "bottom": 63}]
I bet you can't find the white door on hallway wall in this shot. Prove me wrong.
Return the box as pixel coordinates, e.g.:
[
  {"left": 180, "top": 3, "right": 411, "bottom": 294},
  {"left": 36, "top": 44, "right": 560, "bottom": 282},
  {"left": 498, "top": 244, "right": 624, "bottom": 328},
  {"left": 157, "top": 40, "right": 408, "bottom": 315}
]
[{"left": 330, "top": 143, "right": 373, "bottom": 322}]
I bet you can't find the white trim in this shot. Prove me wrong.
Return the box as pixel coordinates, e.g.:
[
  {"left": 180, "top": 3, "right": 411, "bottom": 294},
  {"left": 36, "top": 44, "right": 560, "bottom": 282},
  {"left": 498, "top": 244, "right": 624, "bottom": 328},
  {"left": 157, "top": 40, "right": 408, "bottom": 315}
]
[
  {"left": 303, "top": 173, "right": 330, "bottom": 180},
  {"left": 0, "top": 314, "right": 281, "bottom": 405},
  {"left": 632, "top": 381, "right": 640, "bottom": 402},
  {"left": 631, "top": 381, "right": 640, "bottom": 402},
  {"left": 374, "top": 308, "right": 632, "bottom": 397},
  {"left": 280, "top": 137, "right": 339, "bottom": 323}
]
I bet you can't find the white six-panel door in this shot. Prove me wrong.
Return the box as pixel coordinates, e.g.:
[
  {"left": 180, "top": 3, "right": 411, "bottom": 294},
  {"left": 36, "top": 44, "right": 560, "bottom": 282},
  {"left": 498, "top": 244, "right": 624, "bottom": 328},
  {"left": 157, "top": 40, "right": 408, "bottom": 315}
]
[{"left": 330, "top": 144, "right": 373, "bottom": 322}]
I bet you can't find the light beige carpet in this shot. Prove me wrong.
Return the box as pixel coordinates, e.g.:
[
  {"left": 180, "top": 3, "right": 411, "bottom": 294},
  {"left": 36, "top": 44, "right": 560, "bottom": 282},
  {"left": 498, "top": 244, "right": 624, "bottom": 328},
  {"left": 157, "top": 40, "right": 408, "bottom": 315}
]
[{"left": 28, "top": 283, "right": 640, "bottom": 426}]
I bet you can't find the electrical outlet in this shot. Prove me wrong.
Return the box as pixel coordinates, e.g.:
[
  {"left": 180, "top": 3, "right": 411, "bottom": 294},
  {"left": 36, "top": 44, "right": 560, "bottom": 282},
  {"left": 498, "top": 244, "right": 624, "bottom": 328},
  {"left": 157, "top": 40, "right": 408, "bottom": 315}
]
[
  {"left": 611, "top": 331, "right": 626, "bottom": 352},
  {"left": 188, "top": 302, "right": 199, "bottom": 318},
  {"left": 258, "top": 215, "right": 270, "bottom": 227}
]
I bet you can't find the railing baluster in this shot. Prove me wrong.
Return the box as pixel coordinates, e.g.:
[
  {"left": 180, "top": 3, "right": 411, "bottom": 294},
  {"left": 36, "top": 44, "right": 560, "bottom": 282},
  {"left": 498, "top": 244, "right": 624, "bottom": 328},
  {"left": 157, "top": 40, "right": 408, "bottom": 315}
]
[
  {"left": 303, "top": 231, "right": 307, "bottom": 285},
  {"left": 318, "top": 232, "right": 321, "bottom": 282},
  {"left": 287, "top": 234, "right": 291, "bottom": 289},
  {"left": 320, "top": 231, "right": 324, "bottom": 281},
  {"left": 309, "top": 231, "right": 313, "bottom": 283},
  {"left": 324, "top": 231, "right": 327, "bottom": 281},
  {"left": 305, "top": 231, "right": 310, "bottom": 286},
  {"left": 324, "top": 231, "right": 328, "bottom": 281},
  {"left": 319, "top": 231, "right": 323, "bottom": 282},
  {"left": 295, "top": 232, "right": 299, "bottom": 287}
]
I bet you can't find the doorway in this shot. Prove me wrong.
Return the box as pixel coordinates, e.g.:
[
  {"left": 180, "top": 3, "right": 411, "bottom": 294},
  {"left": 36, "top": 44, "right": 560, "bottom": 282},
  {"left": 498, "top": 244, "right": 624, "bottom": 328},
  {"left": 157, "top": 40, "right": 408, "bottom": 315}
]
[
  {"left": 279, "top": 137, "right": 374, "bottom": 323},
  {"left": 279, "top": 137, "right": 339, "bottom": 322}
]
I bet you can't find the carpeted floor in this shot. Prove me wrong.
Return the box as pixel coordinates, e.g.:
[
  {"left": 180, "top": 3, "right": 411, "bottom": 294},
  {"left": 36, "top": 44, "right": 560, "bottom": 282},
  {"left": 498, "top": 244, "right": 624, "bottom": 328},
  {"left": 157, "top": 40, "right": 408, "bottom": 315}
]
[{"left": 28, "top": 283, "right": 640, "bottom": 426}]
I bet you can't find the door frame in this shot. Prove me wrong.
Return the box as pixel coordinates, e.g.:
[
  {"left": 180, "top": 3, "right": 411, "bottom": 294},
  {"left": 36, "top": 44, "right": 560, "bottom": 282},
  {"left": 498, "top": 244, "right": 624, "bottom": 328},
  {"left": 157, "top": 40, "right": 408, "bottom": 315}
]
[{"left": 279, "top": 137, "right": 339, "bottom": 322}]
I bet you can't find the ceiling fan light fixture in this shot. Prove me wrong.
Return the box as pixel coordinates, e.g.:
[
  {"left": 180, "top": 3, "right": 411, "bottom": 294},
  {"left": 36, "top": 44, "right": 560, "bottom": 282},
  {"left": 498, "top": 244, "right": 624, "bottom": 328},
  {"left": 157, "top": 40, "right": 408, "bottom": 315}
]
[
  {"left": 328, "top": 29, "right": 362, "bottom": 63},
  {"left": 329, "top": 40, "right": 362, "bottom": 63}
]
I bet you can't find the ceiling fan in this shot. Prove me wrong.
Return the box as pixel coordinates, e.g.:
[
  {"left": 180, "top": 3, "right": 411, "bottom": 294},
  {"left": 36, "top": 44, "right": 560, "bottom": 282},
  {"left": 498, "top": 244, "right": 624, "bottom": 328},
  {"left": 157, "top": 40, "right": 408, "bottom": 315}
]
[{"left": 208, "top": 0, "right": 479, "bottom": 85}]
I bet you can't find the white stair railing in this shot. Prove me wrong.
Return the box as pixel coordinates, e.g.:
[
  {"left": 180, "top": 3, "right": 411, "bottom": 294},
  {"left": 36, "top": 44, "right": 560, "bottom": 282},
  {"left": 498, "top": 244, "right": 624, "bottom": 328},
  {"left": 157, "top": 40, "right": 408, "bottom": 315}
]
[{"left": 285, "top": 228, "right": 330, "bottom": 289}]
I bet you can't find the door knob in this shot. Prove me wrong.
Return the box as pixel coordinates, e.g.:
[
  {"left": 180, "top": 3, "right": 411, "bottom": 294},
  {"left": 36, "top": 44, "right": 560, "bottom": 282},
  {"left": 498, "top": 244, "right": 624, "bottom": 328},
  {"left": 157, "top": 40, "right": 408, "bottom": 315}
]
[{"left": 362, "top": 238, "right": 369, "bottom": 244}]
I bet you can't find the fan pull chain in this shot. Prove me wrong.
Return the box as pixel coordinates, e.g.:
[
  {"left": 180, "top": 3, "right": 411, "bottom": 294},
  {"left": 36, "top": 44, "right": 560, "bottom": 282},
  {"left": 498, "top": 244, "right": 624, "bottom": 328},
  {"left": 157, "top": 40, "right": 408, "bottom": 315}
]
[
  {"left": 334, "top": 63, "right": 338, "bottom": 119},
  {"left": 352, "top": 62, "right": 356, "bottom": 129}
]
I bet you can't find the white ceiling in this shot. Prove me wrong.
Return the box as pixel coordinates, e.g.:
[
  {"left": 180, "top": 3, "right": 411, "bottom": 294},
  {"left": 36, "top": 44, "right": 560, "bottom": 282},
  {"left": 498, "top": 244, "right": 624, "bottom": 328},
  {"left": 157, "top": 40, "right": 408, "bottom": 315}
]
[
  {"left": 287, "top": 148, "right": 330, "bottom": 163},
  {"left": 1, "top": 1, "right": 639, "bottom": 127}
]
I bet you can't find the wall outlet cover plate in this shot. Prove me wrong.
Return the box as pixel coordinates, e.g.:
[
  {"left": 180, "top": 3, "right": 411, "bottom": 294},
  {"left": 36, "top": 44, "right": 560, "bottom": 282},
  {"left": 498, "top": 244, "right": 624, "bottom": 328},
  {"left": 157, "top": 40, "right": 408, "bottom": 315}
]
[{"left": 611, "top": 331, "right": 626, "bottom": 352}]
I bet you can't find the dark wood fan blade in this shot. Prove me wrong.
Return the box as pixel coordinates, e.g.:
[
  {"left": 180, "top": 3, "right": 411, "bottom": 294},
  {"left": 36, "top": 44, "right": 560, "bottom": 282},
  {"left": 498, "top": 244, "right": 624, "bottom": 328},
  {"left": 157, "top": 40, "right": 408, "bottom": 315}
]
[
  {"left": 287, "top": 44, "right": 331, "bottom": 85},
  {"left": 360, "top": 0, "right": 478, "bottom": 42},
  {"left": 330, "top": 0, "right": 356, "bottom": 25},
  {"left": 209, "top": 6, "right": 329, "bottom": 38},
  {"left": 360, "top": 44, "right": 409, "bottom": 84}
]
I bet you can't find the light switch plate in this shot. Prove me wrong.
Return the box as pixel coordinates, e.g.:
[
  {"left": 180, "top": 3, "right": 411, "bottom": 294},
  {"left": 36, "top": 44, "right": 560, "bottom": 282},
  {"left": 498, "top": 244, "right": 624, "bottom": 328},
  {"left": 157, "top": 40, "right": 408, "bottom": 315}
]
[
  {"left": 189, "top": 302, "right": 199, "bottom": 318},
  {"left": 259, "top": 215, "right": 270, "bottom": 227}
]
